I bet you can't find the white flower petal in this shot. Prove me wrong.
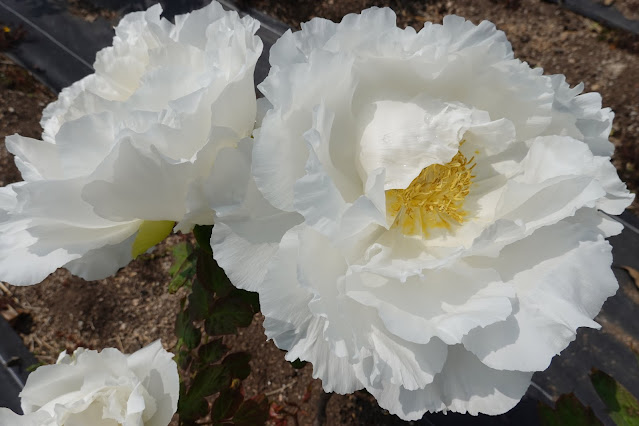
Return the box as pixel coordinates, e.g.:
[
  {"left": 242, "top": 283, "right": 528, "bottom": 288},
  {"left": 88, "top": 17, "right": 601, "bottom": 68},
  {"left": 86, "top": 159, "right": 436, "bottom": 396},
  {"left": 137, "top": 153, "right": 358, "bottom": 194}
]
[
  {"left": 18, "top": 343, "right": 177, "bottom": 425},
  {"left": 293, "top": 110, "right": 348, "bottom": 236},
  {"left": 63, "top": 234, "right": 136, "bottom": 281},
  {"left": 1, "top": 1, "right": 262, "bottom": 285},
  {"left": 0, "top": 180, "right": 140, "bottom": 286},
  {"left": 545, "top": 74, "right": 614, "bottom": 156},
  {"left": 463, "top": 212, "right": 617, "bottom": 371},
  {"left": 211, "top": 141, "right": 304, "bottom": 292},
  {"left": 82, "top": 140, "right": 205, "bottom": 222},
  {"left": 284, "top": 316, "right": 364, "bottom": 394},
  {"left": 346, "top": 266, "right": 514, "bottom": 345},
  {"left": 5, "top": 135, "right": 62, "bottom": 181},
  {"left": 126, "top": 341, "right": 179, "bottom": 426},
  {"left": 362, "top": 345, "right": 533, "bottom": 419},
  {"left": 358, "top": 98, "right": 465, "bottom": 190},
  {"left": 213, "top": 8, "right": 633, "bottom": 420},
  {"left": 0, "top": 408, "right": 54, "bottom": 426}
]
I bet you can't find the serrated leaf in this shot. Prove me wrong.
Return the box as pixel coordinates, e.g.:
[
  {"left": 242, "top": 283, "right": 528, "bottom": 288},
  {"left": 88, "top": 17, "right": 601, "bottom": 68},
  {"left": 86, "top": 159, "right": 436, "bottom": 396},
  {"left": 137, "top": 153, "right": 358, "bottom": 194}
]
[
  {"left": 538, "top": 393, "right": 602, "bottom": 426},
  {"left": 193, "top": 225, "right": 213, "bottom": 254},
  {"left": 222, "top": 352, "right": 251, "bottom": 380},
  {"left": 188, "top": 364, "right": 232, "bottom": 401},
  {"left": 198, "top": 339, "right": 228, "bottom": 365},
  {"left": 232, "top": 394, "right": 269, "bottom": 426},
  {"left": 175, "top": 307, "right": 200, "bottom": 350},
  {"left": 211, "top": 388, "right": 243, "bottom": 422},
  {"left": 204, "top": 294, "right": 254, "bottom": 336},
  {"left": 591, "top": 368, "right": 639, "bottom": 425}
]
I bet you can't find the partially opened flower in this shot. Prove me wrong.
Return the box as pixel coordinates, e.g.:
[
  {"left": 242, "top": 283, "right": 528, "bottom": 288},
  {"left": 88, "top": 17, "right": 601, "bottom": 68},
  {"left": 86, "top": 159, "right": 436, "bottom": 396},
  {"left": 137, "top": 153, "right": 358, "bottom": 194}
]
[
  {"left": 0, "top": 1, "right": 262, "bottom": 285},
  {"left": 211, "top": 8, "right": 634, "bottom": 419},
  {"left": 0, "top": 340, "right": 178, "bottom": 425}
]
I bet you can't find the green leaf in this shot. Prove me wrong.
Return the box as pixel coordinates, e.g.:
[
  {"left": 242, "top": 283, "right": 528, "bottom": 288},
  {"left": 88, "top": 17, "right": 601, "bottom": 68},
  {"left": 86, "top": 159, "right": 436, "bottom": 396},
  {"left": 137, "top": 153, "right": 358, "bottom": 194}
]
[
  {"left": 175, "top": 306, "right": 200, "bottom": 350},
  {"left": 170, "top": 242, "right": 193, "bottom": 274},
  {"left": 211, "top": 388, "right": 243, "bottom": 422},
  {"left": 199, "top": 254, "right": 235, "bottom": 298},
  {"left": 26, "top": 362, "right": 45, "bottom": 372},
  {"left": 232, "top": 394, "right": 269, "bottom": 426},
  {"left": 290, "top": 358, "right": 307, "bottom": 369},
  {"left": 174, "top": 348, "right": 192, "bottom": 370},
  {"left": 188, "top": 280, "right": 212, "bottom": 321},
  {"left": 204, "top": 294, "right": 255, "bottom": 336},
  {"left": 132, "top": 220, "right": 175, "bottom": 258},
  {"left": 168, "top": 242, "right": 197, "bottom": 293},
  {"left": 196, "top": 249, "right": 217, "bottom": 294},
  {"left": 235, "top": 288, "right": 260, "bottom": 313},
  {"left": 222, "top": 352, "right": 251, "bottom": 380},
  {"left": 538, "top": 393, "right": 602, "bottom": 426},
  {"left": 188, "top": 364, "right": 231, "bottom": 401},
  {"left": 193, "top": 225, "right": 213, "bottom": 254},
  {"left": 177, "top": 380, "right": 209, "bottom": 423},
  {"left": 178, "top": 394, "right": 208, "bottom": 423},
  {"left": 198, "top": 339, "right": 228, "bottom": 365},
  {"left": 591, "top": 368, "right": 639, "bottom": 425}
]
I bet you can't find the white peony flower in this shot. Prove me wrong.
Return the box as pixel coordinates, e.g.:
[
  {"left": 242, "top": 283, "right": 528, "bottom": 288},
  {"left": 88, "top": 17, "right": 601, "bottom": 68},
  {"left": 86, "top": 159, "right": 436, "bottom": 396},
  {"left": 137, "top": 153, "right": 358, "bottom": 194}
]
[
  {"left": 0, "top": 1, "right": 262, "bottom": 285},
  {"left": 0, "top": 340, "right": 179, "bottom": 425},
  {"left": 211, "top": 8, "right": 634, "bottom": 419}
]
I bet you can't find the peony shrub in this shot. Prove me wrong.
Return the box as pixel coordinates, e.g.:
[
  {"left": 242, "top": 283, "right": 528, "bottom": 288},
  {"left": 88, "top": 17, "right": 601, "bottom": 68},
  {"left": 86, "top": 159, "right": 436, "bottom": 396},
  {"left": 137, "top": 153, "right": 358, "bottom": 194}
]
[
  {"left": 0, "top": 1, "right": 635, "bottom": 423},
  {"left": 211, "top": 7, "right": 634, "bottom": 420}
]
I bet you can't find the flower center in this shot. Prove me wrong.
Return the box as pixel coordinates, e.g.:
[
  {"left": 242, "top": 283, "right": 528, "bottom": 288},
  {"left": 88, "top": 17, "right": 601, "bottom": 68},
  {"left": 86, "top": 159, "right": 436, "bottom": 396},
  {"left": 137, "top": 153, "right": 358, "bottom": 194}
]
[{"left": 385, "top": 149, "right": 475, "bottom": 236}]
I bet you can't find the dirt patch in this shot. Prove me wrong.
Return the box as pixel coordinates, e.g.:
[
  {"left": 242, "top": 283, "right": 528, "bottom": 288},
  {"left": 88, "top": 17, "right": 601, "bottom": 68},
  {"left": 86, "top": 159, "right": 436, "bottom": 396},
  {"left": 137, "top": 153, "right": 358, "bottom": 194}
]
[
  {"left": 0, "top": 54, "right": 53, "bottom": 187},
  {"left": 66, "top": 0, "right": 120, "bottom": 23},
  {"left": 1, "top": 0, "right": 639, "bottom": 424}
]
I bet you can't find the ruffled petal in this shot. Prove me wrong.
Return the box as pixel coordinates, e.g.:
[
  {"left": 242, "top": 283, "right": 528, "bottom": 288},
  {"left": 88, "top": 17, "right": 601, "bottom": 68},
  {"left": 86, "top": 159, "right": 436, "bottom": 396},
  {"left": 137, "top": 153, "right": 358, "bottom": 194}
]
[
  {"left": 0, "top": 181, "right": 141, "bottom": 286},
  {"left": 0, "top": 408, "right": 54, "bottom": 426},
  {"left": 463, "top": 211, "right": 617, "bottom": 371},
  {"left": 126, "top": 341, "right": 179, "bottom": 426},
  {"left": 345, "top": 266, "right": 514, "bottom": 345},
  {"left": 361, "top": 345, "right": 532, "bottom": 419}
]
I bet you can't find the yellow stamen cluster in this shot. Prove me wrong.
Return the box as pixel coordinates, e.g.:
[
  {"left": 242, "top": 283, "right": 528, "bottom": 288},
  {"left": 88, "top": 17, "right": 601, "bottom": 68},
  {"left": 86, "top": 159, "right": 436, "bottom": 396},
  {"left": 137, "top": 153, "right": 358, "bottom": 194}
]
[{"left": 386, "top": 150, "right": 475, "bottom": 236}]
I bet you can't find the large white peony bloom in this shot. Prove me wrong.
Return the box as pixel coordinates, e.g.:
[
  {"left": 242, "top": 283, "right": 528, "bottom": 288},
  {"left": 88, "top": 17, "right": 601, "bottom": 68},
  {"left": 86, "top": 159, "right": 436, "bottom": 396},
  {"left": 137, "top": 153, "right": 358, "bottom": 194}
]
[
  {"left": 211, "top": 8, "right": 634, "bottom": 419},
  {"left": 0, "top": 340, "right": 179, "bottom": 425},
  {"left": 0, "top": 1, "right": 262, "bottom": 285}
]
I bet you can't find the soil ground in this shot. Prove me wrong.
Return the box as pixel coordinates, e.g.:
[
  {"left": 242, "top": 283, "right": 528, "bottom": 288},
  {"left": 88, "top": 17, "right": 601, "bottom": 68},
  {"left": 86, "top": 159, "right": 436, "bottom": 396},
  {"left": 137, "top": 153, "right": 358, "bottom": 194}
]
[{"left": 1, "top": 0, "right": 639, "bottom": 424}]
